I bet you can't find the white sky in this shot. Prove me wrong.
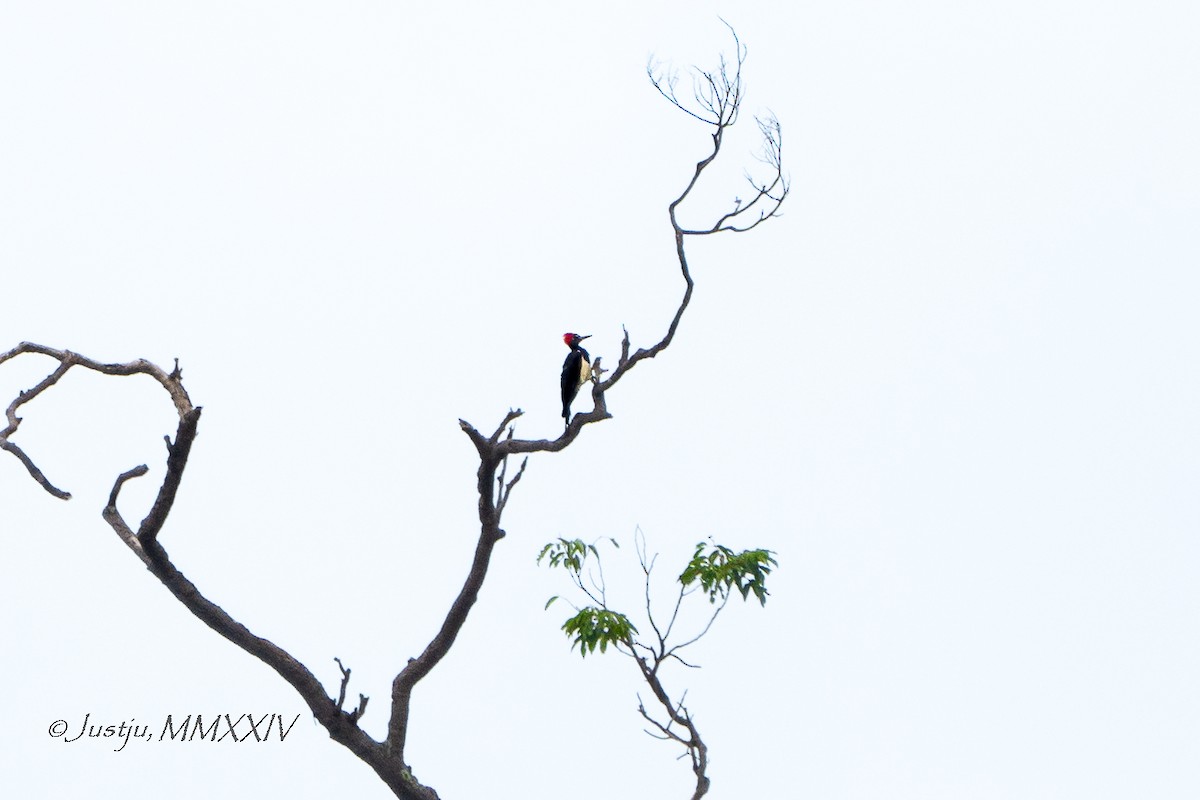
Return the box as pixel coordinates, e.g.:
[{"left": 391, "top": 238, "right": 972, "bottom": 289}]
[{"left": 2, "top": 2, "right": 1198, "bottom": 798}]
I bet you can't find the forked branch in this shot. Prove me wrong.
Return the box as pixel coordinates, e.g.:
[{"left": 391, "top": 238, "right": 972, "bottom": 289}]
[
  {"left": 469, "top": 25, "right": 787, "bottom": 460},
  {"left": 0, "top": 343, "right": 438, "bottom": 800},
  {"left": 0, "top": 343, "right": 191, "bottom": 499}
]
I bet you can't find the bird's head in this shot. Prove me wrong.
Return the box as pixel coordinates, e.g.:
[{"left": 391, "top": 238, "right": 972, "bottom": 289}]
[{"left": 563, "top": 332, "right": 591, "bottom": 347}]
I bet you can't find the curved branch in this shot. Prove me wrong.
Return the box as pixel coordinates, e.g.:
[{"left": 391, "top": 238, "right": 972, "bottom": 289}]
[
  {"left": 480, "top": 24, "right": 785, "bottom": 460},
  {"left": 1, "top": 344, "right": 441, "bottom": 800},
  {"left": 678, "top": 114, "right": 788, "bottom": 235},
  {"left": 0, "top": 343, "right": 193, "bottom": 498},
  {"left": 635, "top": 654, "right": 711, "bottom": 800},
  {"left": 386, "top": 448, "right": 506, "bottom": 767},
  {"left": 102, "top": 465, "right": 151, "bottom": 565}
]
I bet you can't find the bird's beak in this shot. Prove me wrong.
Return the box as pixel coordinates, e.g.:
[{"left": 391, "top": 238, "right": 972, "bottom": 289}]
[{"left": 579, "top": 334, "right": 592, "bottom": 340}]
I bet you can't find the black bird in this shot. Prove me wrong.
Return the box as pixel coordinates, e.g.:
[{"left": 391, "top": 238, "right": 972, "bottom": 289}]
[{"left": 560, "top": 332, "right": 591, "bottom": 428}]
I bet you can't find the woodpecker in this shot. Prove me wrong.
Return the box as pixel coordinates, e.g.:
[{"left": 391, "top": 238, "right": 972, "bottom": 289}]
[{"left": 560, "top": 332, "right": 591, "bottom": 428}]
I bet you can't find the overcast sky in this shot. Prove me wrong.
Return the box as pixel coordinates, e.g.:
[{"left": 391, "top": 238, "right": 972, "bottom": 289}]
[{"left": 2, "top": 2, "right": 1198, "bottom": 798}]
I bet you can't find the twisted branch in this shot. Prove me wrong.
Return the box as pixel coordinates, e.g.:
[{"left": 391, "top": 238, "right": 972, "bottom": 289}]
[{"left": 1, "top": 343, "right": 439, "bottom": 800}]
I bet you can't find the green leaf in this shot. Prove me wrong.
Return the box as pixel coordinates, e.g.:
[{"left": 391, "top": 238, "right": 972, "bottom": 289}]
[
  {"left": 544, "top": 596, "right": 559, "bottom": 610},
  {"left": 679, "top": 542, "right": 778, "bottom": 606},
  {"left": 558, "top": 607, "right": 638, "bottom": 658},
  {"left": 537, "top": 538, "right": 592, "bottom": 576}
]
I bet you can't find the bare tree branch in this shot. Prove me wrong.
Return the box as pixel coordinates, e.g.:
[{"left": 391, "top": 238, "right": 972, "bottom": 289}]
[
  {"left": 385, "top": 443, "right": 506, "bottom": 767},
  {"left": 102, "top": 465, "right": 152, "bottom": 566},
  {"left": 0, "top": 344, "right": 440, "bottom": 799},
  {"left": 335, "top": 658, "right": 370, "bottom": 723},
  {"left": 634, "top": 652, "right": 711, "bottom": 800},
  {"left": 664, "top": 592, "right": 732, "bottom": 660},
  {"left": 335, "top": 658, "right": 352, "bottom": 710},
  {"left": 496, "top": 25, "right": 784, "bottom": 441},
  {"left": 0, "top": 343, "right": 195, "bottom": 499},
  {"left": 495, "top": 448, "right": 529, "bottom": 517}
]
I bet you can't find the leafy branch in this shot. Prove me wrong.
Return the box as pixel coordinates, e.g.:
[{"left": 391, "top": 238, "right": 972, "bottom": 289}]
[
  {"left": 539, "top": 532, "right": 778, "bottom": 799},
  {"left": 680, "top": 542, "right": 777, "bottom": 606}
]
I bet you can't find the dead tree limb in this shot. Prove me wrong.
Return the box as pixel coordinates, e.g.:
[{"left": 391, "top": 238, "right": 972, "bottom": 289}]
[{"left": 0, "top": 343, "right": 438, "bottom": 799}]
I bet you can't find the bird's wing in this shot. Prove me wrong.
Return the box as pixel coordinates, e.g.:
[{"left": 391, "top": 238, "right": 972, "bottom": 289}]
[{"left": 561, "top": 350, "right": 583, "bottom": 410}]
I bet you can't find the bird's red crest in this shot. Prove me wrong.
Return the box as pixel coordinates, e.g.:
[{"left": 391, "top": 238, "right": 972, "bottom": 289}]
[{"left": 563, "top": 333, "right": 576, "bottom": 345}]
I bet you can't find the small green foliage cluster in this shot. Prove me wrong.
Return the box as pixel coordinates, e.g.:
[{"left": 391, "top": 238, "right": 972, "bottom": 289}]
[
  {"left": 561, "top": 607, "right": 639, "bottom": 657},
  {"left": 536, "top": 537, "right": 603, "bottom": 575},
  {"left": 679, "top": 542, "right": 777, "bottom": 606}
]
